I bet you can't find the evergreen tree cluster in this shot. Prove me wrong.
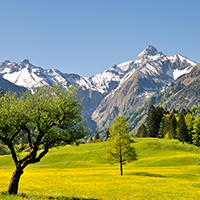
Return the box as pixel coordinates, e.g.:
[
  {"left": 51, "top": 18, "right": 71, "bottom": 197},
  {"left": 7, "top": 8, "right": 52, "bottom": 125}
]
[
  {"left": 87, "top": 133, "right": 103, "bottom": 143},
  {"left": 137, "top": 104, "right": 200, "bottom": 146}
]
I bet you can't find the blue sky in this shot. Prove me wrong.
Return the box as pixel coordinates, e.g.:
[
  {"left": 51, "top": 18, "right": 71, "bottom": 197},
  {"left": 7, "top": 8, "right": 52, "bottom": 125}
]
[{"left": 0, "top": 0, "right": 199, "bottom": 77}]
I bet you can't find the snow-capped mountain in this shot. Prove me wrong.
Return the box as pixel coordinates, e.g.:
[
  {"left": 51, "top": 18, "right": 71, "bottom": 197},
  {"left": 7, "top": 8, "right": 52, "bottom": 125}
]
[
  {"left": 0, "top": 46, "right": 196, "bottom": 95},
  {"left": 0, "top": 45, "right": 197, "bottom": 135},
  {"left": 0, "top": 59, "right": 82, "bottom": 92},
  {"left": 90, "top": 45, "right": 197, "bottom": 132}
]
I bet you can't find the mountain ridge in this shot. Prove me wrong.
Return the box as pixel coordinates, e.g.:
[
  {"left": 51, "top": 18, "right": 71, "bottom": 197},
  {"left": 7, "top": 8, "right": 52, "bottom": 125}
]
[
  {"left": 90, "top": 46, "right": 197, "bottom": 135},
  {"left": 0, "top": 45, "right": 197, "bottom": 136}
]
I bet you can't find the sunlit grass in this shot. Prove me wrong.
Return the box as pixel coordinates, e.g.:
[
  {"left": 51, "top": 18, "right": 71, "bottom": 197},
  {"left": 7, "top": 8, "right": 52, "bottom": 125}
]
[
  {"left": 1, "top": 138, "right": 200, "bottom": 199},
  {"left": 1, "top": 166, "right": 200, "bottom": 199}
]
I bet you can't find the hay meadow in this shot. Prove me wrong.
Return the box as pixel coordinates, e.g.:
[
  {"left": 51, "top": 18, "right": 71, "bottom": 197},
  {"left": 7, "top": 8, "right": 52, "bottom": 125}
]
[{"left": 1, "top": 138, "right": 200, "bottom": 199}]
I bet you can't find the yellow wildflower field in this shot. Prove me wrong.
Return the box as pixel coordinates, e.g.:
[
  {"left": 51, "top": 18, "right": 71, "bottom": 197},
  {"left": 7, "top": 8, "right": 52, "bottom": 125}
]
[
  {"left": 1, "top": 165, "right": 200, "bottom": 199},
  {"left": 1, "top": 139, "right": 200, "bottom": 199}
]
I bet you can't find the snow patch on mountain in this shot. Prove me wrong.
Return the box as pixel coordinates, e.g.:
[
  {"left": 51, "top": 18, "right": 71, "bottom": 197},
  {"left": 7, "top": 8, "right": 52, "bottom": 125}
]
[
  {"left": 168, "top": 54, "right": 197, "bottom": 66},
  {"left": 167, "top": 67, "right": 193, "bottom": 80}
]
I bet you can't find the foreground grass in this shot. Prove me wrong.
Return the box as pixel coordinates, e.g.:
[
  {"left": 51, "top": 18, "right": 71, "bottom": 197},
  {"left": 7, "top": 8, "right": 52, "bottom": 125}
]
[{"left": 1, "top": 138, "right": 200, "bottom": 199}]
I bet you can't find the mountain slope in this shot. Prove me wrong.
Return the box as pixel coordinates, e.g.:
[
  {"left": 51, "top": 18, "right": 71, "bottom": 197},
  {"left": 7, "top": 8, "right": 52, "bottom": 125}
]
[
  {"left": 91, "top": 46, "right": 197, "bottom": 135},
  {"left": 0, "top": 76, "right": 26, "bottom": 94},
  {"left": 127, "top": 63, "right": 200, "bottom": 135}
]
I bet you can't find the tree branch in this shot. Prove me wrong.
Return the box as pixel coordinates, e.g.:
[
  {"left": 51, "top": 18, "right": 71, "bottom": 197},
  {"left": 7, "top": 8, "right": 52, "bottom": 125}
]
[
  {"left": 20, "top": 137, "right": 59, "bottom": 167},
  {"left": 30, "top": 146, "right": 49, "bottom": 164},
  {"left": 8, "top": 143, "right": 19, "bottom": 167},
  {"left": 10, "top": 128, "right": 21, "bottom": 142},
  {"left": 24, "top": 126, "right": 33, "bottom": 149},
  {"left": 26, "top": 138, "right": 57, "bottom": 165}
]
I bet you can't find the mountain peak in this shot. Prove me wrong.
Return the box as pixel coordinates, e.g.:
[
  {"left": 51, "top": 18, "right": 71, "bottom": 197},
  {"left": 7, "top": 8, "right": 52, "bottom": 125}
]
[
  {"left": 20, "top": 59, "right": 30, "bottom": 65},
  {"left": 137, "top": 45, "right": 159, "bottom": 60},
  {"left": 145, "top": 45, "right": 158, "bottom": 54}
]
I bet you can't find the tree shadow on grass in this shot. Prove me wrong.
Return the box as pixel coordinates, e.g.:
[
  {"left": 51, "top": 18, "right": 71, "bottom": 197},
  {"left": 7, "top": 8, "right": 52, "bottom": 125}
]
[
  {"left": 128, "top": 171, "right": 166, "bottom": 178},
  {"left": 47, "top": 197, "right": 99, "bottom": 200}
]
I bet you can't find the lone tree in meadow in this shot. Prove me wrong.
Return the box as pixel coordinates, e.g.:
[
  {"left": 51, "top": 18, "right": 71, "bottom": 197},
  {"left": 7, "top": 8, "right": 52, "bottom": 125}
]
[
  {"left": 104, "top": 116, "right": 137, "bottom": 175},
  {"left": 0, "top": 84, "right": 88, "bottom": 195}
]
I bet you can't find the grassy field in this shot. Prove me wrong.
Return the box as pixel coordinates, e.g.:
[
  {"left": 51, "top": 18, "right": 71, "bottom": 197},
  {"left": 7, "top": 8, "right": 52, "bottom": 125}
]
[{"left": 1, "top": 138, "right": 200, "bottom": 199}]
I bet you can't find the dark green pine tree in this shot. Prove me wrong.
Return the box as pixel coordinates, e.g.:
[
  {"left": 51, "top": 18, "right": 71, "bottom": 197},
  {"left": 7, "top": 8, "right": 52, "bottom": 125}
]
[
  {"left": 94, "top": 133, "right": 102, "bottom": 142},
  {"left": 180, "top": 108, "right": 187, "bottom": 116},
  {"left": 105, "top": 128, "right": 111, "bottom": 141},
  {"left": 172, "top": 108, "right": 179, "bottom": 115},
  {"left": 176, "top": 112, "right": 188, "bottom": 144},
  {"left": 137, "top": 124, "right": 147, "bottom": 137},
  {"left": 87, "top": 137, "right": 93, "bottom": 143},
  {"left": 146, "top": 105, "right": 157, "bottom": 137},
  {"left": 159, "top": 114, "right": 173, "bottom": 139},
  {"left": 146, "top": 105, "right": 166, "bottom": 137},
  {"left": 170, "top": 114, "right": 177, "bottom": 139}
]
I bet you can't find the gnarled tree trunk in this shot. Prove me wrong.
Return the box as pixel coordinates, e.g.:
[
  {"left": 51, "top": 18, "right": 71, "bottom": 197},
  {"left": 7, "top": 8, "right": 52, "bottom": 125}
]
[{"left": 8, "top": 167, "right": 24, "bottom": 195}]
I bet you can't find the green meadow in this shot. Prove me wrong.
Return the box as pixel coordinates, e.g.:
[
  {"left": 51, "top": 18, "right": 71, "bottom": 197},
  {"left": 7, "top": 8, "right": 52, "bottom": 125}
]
[{"left": 1, "top": 138, "right": 200, "bottom": 199}]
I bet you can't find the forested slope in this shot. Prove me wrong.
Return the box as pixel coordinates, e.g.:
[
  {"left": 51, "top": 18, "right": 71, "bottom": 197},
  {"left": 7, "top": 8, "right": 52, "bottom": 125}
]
[{"left": 128, "top": 63, "right": 200, "bottom": 134}]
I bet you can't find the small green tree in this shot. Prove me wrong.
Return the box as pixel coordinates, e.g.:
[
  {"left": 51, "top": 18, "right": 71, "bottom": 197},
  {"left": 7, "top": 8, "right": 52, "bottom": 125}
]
[
  {"left": 105, "top": 128, "right": 111, "bottom": 141},
  {"left": 87, "top": 136, "right": 93, "bottom": 143},
  {"left": 104, "top": 116, "right": 137, "bottom": 175},
  {"left": 137, "top": 124, "right": 147, "bottom": 137},
  {"left": 94, "top": 133, "right": 102, "bottom": 142}
]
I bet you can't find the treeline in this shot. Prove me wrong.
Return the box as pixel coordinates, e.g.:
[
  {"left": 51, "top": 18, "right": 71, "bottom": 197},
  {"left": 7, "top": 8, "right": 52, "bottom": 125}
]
[
  {"left": 87, "top": 133, "right": 103, "bottom": 143},
  {"left": 137, "top": 104, "right": 200, "bottom": 146}
]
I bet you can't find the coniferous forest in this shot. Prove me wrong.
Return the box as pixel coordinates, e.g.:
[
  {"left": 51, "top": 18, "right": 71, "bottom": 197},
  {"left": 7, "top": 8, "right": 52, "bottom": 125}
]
[{"left": 137, "top": 104, "right": 200, "bottom": 146}]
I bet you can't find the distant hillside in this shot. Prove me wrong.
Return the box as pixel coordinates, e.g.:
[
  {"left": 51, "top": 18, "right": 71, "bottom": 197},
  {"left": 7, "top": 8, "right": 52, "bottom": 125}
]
[{"left": 127, "top": 63, "right": 200, "bottom": 135}]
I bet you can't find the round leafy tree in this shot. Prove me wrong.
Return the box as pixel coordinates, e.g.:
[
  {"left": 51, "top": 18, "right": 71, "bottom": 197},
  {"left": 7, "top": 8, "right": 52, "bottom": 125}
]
[
  {"left": 0, "top": 83, "right": 88, "bottom": 194},
  {"left": 104, "top": 116, "right": 137, "bottom": 175}
]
